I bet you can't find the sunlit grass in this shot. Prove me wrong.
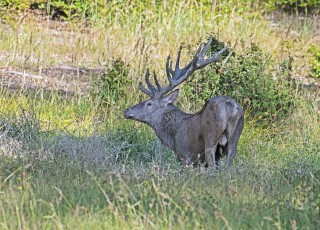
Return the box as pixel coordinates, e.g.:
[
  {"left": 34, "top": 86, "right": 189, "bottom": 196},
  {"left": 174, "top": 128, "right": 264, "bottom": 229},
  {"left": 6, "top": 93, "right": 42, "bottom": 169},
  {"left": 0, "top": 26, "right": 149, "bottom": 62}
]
[
  {"left": 0, "top": 87, "right": 319, "bottom": 228},
  {"left": 0, "top": 0, "right": 318, "bottom": 80},
  {"left": 0, "top": 1, "right": 319, "bottom": 229}
]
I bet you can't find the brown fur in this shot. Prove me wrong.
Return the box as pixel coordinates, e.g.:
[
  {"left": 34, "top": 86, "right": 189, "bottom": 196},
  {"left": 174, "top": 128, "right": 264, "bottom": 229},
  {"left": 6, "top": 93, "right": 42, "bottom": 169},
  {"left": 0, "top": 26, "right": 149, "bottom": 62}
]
[
  {"left": 124, "top": 38, "right": 244, "bottom": 174},
  {"left": 124, "top": 92, "right": 244, "bottom": 174}
]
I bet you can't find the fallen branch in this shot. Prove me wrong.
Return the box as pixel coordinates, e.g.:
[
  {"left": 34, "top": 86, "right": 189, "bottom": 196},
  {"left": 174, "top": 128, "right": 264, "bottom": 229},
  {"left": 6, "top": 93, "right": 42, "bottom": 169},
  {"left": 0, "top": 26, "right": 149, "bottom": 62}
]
[
  {"left": 7, "top": 70, "right": 45, "bottom": 80},
  {"left": 42, "top": 66, "right": 105, "bottom": 76}
]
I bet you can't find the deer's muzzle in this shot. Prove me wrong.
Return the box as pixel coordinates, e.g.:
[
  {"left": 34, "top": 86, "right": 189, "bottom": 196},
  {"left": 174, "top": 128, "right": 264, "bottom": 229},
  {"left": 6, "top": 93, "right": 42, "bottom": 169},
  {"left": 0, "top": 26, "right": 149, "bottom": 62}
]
[{"left": 123, "top": 109, "right": 132, "bottom": 119}]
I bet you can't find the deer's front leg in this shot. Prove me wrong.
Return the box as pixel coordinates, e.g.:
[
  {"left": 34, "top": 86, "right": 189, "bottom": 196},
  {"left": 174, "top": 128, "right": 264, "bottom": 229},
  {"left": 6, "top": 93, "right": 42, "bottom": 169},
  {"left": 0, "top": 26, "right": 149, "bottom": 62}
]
[
  {"left": 176, "top": 150, "right": 194, "bottom": 175},
  {"left": 176, "top": 149, "right": 194, "bottom": 167}
]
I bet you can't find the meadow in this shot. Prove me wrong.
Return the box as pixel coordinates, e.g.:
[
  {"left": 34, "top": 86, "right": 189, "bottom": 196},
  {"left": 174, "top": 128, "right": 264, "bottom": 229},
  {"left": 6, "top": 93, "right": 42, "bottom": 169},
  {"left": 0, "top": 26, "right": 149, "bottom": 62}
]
[{"left": 0, "top": 1, "right": 319, "bottom": 229}]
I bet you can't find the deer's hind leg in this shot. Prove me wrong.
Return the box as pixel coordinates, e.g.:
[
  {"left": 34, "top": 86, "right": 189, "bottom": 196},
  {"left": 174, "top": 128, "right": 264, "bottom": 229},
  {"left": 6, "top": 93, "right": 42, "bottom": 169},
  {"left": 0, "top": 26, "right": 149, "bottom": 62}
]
[
  {"left": 215, "top": 144, "right": 226, "bottom": 169},
  {"left": 204, "top": 134, "right": 219, "bottom": 175},
  {"left": 226, "top": 114, "right": 244, "bottom": 176}
]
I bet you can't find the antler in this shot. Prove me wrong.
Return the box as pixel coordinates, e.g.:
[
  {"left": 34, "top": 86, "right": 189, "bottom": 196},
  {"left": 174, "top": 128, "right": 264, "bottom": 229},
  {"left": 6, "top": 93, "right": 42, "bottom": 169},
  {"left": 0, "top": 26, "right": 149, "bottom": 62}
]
[{"left": 139, "top": 37, "right": 228, "bottom": 99}]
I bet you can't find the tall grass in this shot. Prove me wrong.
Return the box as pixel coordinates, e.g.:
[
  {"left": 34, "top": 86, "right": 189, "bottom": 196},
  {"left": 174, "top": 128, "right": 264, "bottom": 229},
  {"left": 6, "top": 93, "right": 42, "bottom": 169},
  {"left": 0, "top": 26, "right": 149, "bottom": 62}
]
[
  {"left": 0, "top": 1, "right": 319, "bottom": 229},
  {"left": 0, "top": 86, "right": 319, "bottom": 229},
  {"left": 1, "top": 0, "right": 318, "bottom": 76}
]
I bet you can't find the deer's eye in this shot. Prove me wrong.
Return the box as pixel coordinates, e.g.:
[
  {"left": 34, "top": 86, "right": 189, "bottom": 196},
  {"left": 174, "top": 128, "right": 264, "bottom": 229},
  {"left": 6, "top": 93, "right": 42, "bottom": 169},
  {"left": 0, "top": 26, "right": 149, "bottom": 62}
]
[{"left": 146, "top": 101, "right": 153, "bottom": 107}]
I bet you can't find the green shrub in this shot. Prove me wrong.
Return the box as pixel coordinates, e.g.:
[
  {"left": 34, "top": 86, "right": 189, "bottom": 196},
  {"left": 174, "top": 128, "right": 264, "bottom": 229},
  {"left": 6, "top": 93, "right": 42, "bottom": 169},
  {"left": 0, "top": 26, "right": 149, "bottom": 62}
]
[
  {"left": 91, "top": 58, "right": 131, "bottom": 109},
  {"left": 0, "top": 0, "right": 106, "bottom": 20},
  {"left": 0, "top": 0, "right": 266, "bottom": 22},
  {"left": 182, "top": 39, "right": 297, "bottom": 122},
  {"left": 0, "top": 0, "right": 32, "bottom": 11},
  {"left": 44, "top": 0, "right": 106, "bottom": 20},
  {"left": 262, "top": 0, "right": 320, "bottom": 13},
  {"left": 309, "top": 45, "right": 320, "bottom": 79}
]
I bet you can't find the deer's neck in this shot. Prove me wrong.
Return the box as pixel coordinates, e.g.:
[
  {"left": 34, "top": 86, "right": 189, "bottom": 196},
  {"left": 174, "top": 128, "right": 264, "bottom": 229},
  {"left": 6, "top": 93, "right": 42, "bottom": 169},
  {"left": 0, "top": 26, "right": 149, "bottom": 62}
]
[{"left": 152, "top": 107, "right": 191, "bottom": 151}]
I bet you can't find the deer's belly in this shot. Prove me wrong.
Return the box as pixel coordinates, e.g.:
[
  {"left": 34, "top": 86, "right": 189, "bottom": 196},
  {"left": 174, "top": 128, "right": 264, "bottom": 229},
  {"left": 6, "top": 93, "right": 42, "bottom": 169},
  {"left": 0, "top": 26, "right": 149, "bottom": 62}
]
[{"left": 174, "top": 128, "right": 204, "bottom": 164}]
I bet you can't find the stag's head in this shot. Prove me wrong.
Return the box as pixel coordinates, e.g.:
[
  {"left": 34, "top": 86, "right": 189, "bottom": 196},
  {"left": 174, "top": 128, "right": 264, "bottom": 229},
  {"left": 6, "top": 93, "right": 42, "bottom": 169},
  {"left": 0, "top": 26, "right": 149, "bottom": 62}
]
[{"left": 124, "top": 37, "right": 227, "bottom": 125}]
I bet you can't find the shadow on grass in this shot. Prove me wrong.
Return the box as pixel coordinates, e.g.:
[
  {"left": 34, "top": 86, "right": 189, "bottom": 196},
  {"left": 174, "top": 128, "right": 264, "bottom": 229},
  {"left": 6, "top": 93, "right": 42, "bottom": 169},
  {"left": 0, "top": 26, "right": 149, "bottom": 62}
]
[{"left": 0, "top": 107, "right": 319, "bottom": 229}]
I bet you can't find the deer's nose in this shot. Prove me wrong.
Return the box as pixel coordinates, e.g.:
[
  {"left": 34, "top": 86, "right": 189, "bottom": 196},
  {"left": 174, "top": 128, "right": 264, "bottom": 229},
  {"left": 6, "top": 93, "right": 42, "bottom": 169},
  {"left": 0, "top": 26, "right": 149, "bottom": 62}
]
[
  {"left": 124, "top": 109, "right": 128, "bottom": 117},
  {"left": 123, "top": 109, "right": 131, "bottom": 119}
]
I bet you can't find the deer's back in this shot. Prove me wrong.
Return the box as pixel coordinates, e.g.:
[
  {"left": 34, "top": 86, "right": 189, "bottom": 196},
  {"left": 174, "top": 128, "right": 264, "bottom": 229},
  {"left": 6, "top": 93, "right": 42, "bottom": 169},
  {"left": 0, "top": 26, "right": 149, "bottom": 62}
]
[
  {"left": 173, "top": 95, "right": 243, "bottom": 165},
  {"left": 199, "top": 96, "right": 243, "bottom": 137}
]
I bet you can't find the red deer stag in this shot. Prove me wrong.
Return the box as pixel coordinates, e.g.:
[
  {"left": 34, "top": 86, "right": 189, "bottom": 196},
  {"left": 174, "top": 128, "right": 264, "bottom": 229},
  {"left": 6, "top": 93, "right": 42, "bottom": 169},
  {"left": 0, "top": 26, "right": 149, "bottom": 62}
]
[{"left": 124, "top": 37, "right": 244, "bottom": 175}]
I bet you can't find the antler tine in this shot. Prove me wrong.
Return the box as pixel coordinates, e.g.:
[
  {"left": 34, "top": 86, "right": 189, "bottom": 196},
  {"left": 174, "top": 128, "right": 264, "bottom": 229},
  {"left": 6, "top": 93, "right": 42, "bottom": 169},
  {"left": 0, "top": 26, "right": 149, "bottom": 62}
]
[
  {"left": 202, "top": 46, "right": 228, "bottom": 66},
  {"left": 195, "top": 42, "right": 203, "bottom": 57},
  {"left": 153, "top": 71, "right": 162, "bottom": 90},
  {"left": 148, "top": 37, "right": 227, "bottom": 99},
  {"left": 179, "top": 37, "right": 227, "bottom": 73},
  {"left": 138, "top": 82, "right": 153, "bottom": 97},
  {"left": 172, "top": 42, "right": 204, "bottom": 81},
  {"left": 138, "top": 69, "right": 155, "bottom": 98},
  {"left": 198, "top": 36, "right": 228, "bottom": 67},
  {"left": 174, "top": 46, "right": 182, "bottom": 74},
  {"left": 166, "top": 55, "right": 173, "bottom": 84},
  {"left": 145, "top": 68, "right": 157, "bottom": 94},
  {"left": 199, "top": 36, "right": 212, "bottom": 58}
]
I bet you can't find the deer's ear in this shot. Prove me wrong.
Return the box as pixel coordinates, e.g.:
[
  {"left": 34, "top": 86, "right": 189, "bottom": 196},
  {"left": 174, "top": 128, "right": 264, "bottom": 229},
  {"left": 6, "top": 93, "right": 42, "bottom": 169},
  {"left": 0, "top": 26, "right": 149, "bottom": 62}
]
[{"left": 162, "top": 89, "right": 179, "bottom": 105}]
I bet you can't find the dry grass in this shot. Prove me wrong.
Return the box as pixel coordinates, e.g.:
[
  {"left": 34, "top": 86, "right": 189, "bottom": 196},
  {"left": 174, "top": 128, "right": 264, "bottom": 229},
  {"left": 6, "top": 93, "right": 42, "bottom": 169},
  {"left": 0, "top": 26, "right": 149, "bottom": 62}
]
[
  {"left": 1, "top": 4, "right": 319, "bottom": 91},
  {"left": 0, "top": 100, "right": 319, "bottom": 229},
  {"left": 0, "top": 2, "right": 319, "bottom": 229}
]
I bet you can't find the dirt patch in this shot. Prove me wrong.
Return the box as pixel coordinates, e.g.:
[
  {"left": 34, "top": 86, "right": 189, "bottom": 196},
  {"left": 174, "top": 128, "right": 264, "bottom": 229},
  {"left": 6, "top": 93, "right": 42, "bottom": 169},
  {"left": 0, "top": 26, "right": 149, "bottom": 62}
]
[{"left": 0, "top": 66, "right": 105, "bottom": 96}]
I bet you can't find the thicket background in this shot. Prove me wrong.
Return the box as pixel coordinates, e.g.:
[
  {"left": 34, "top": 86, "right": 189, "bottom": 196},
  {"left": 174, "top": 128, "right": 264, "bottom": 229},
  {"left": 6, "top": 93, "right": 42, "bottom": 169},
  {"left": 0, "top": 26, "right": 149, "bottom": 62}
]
[{"left": 0, "top": 0, "right": 319, "bottom": 229}]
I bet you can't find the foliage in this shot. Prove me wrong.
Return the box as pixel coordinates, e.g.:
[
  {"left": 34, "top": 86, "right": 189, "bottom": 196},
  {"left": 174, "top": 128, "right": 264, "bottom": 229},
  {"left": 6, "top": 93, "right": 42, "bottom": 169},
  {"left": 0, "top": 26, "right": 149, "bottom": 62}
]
[
  {"left": 1, "top": 0, "right": 266, "bottom": 22},
  {"left": 262, "top": 0, "right": 320, "bottom": 13},
  {"left": 39, "top": 0, "right": 105, "bottom": 21},
  {"left": 0, "top": 1, "right": 319, "bottom": 228},
  {"left": 0, "top": 0, "right": 32, "bottom": 11},
  {"left": 0, "top": 93, "right": 319, "bottom": 228},
  {"left": 309, "top": 45, "right": 320, "bottom": 79},
  {"left": 182, "top": 39, "right": 296, "bottom": 121},
  {"left": 91, "top": 59, "right": 131, "bottom": 108},
  {"left": 1, "top": 0, "right": 319, "bottom": 23}
]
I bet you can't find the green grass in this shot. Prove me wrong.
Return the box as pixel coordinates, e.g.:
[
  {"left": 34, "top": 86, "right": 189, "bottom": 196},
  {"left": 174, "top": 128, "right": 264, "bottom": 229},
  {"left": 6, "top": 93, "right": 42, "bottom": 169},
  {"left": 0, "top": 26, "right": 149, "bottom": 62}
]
[
  {"left": 2, "top": 161, "right": 319, "bottom": 229},
  {"left": 0, "top": 1, "right": 320, "bottom": 229},
  {"left": 0, "top": 89, "right": 319, "bottom": 229},
  {"left": 0, "top": 1, "right": 318, "bottom": 78}
]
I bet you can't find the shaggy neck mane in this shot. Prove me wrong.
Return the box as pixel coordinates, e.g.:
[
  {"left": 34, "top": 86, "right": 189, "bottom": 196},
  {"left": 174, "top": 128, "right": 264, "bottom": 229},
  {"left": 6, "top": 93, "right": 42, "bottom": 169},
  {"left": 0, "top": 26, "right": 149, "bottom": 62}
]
[{"left": 151, "top": 106, "right": 191, "bottom": 151}]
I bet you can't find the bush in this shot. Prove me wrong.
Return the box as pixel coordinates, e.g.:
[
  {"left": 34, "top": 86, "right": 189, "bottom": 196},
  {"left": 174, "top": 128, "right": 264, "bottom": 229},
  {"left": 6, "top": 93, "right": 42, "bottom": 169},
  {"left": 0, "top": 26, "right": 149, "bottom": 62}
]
[
  {"left": 39, "top": 0, "right": 105, "bottom": 21},
  {"left": 91, "top": 58, "right": 131, "bottom": 109},
  {"left": 0, "top": 0, "right": 32, "bottom": 11},
  {"left": 262, "top": 0, "right": 320, "bottom": 13},
  {"left": 182, "top": 39, "right": 297, "bottom": 122},
  {"left": 309, "top": 45, "right": 320, "bottom": 79},
  {"left": 0, "top": 0, "right": 106, "bottom": 21}
]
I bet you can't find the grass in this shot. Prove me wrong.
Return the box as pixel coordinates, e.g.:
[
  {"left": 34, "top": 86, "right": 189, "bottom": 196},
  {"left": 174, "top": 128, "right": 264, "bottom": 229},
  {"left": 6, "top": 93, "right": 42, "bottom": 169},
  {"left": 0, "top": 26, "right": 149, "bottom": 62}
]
[
  {"left": 2, "top": 163, "right": 319, "bottom": 229},
  {"left": 0, "top": 88, "right": 319, "bottom": 229},
  {"left": 0, "top": 1, "right": 320, "bottom": 229},
  {"left": 1, "top": 1, "right": 319, "bottom": 78}
]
